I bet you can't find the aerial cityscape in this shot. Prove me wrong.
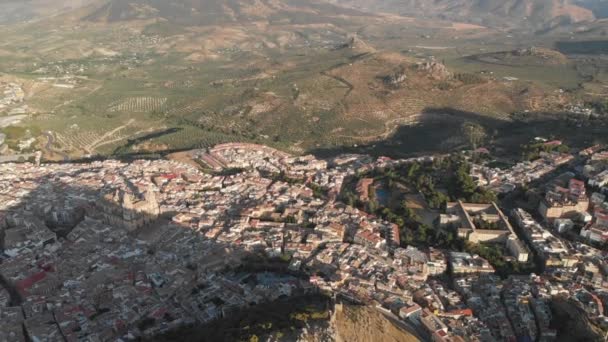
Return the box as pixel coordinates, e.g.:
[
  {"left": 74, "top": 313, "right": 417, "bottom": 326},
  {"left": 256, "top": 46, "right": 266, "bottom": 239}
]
[{"left": 2, "top": 0, "right": 608, "bottom": 341}]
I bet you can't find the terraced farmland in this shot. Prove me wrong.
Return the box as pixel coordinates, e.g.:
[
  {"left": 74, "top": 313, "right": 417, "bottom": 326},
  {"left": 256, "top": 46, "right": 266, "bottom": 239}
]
[
  {"left": 166, "top": 100, "right": 210, "bottom": 117},
  {"left": 52, "top": 119, "right": 154, "bottom": 154},
  {"left": 108, "top": 97, "right": 167, "bottom": 113}
]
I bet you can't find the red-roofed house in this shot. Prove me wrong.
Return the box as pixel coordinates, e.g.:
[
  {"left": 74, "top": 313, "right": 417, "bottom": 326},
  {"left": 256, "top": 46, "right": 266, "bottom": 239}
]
[
  {"left": 544, "top": 140, "right": 562, "bottom": 147},
  {"left": 16, "top": 271, "right": 46, "bottom": 296}
]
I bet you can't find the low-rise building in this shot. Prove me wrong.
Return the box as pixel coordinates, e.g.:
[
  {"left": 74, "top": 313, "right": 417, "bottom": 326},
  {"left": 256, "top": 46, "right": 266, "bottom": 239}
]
[
  {"left": 539, "top": 179, "right": 589, "bottom": 222},
  {"left": 355, "top": 178, "right": 374, "bottom": 202},
  {"left": 442, "top": 201, "right": 514, "bottom": 244},
  {"left": 581, "top": 210, "right": 608, "bottom": 244},
  {"left": 554, "top": 218, "right": 574, "bottom": 233},
  {"left": 449, "top": 252, "right": 494, "bottom": 275},
  {"left": 420, "top": 308, "right": 449, "bottom": 337},
  {"left": 512, "top": 208, "right": 577, "bottom": 269},
  {"left": 589, "top": 170, "right": 608, "bottom": 188}
]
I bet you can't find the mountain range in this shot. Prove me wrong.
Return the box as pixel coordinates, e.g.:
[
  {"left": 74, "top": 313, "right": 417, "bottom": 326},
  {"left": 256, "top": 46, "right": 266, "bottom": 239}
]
[
  {"left": 1, "top": 0, "right": 605, "bottom": 33},
  {"left": 0, "top": 0, "right": 96, "bottom": 24},
  {"left": 328, "top": 0, "right": 598, "bottom": 31},
  {"left": 82, "top": 0, "right": 367, "bottom": 25},
  {"left": 575, "top": 0, "right": 608, "bottom": 18}
]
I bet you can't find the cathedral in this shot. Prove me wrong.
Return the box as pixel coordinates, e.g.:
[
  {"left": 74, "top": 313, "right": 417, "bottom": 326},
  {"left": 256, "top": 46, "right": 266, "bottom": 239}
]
[{"left": 99, "top": 185, "right": 160, "bottom": 232}]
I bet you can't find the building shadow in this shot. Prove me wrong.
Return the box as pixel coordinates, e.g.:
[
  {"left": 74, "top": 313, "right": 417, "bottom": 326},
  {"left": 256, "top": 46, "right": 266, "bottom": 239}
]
[
  {"left": 308, "top": 107, "right": 608, "bottom": 160},
  {"left": 0, "top": 167, "right": 328, "bottom": 341}
]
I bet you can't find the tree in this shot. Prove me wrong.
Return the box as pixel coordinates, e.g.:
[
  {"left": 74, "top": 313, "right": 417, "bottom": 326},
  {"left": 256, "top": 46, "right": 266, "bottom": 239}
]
[
  {"left": 367, "top": 200, "right": 379, "bottom": 214},
  {"left": 416, "top": 224, "right": 429, "bottom": 243},
  {"left": 427, "top": 191, "right": 448, "bottom": 209},
  {"left": 470, "top": 188, "right": 497, "bottom": 204},
  {"left": 402, "top": 206, "right": 421, "bottom": 222},
  {"left": 416, "top": 174, "right": 434, "bottom": 191},
  {"left": 461, "top": 122, "right": 487, "bottom": 150},
  {"left": 386, "top": 169, "right": 398, "bottom": 180},
  {"left": 450, "top": 161, "right": 477, "bottom": 200},
  {"left": 407, "top": 162, "right": 420, "bottom": 179},
  {"left": 342, "top": 190, "right": 357, "bottom": 207},
  {"left": 402, "top": 229, "right": 414, "bottom": 246}
]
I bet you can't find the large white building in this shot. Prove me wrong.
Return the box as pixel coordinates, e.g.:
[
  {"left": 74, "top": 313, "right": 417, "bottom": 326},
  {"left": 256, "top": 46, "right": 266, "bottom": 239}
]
[{"left": 589, "top": 170, "right": 608, "bottom": 188}]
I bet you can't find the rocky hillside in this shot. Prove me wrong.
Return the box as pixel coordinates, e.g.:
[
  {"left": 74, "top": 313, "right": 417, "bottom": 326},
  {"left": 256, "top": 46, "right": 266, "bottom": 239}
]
[
  {"left": 296, "top": 303, "right": 421, "bottom": 342},
  {"left": 330, "top": 303, "right": 420, "bottom": 342}
]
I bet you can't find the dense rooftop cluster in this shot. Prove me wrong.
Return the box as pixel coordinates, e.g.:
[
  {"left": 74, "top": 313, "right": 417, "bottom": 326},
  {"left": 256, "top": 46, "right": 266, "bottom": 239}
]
[
  {"left": 471, "top": 149, "right": 574, "bottom": 194},
  {"left": 0, "top": 143, "right": 607, "bottom": 341}
]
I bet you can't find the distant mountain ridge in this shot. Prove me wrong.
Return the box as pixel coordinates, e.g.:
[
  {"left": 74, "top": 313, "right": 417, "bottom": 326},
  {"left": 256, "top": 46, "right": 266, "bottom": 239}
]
[
  {"left": 82, "top": 0, "right": 367, "bottom": 25},
  {"left": 575, "top": 0, "right": 608, "bottom": 18},
  {"left": 327, "top": 0, "right": 596, "bottom": 31},
  {"left": 0, "top": 0, "right": 599, "bottom": 32},
  {"left": 0, "top": 0, "right": 96, "bottom": 24}
]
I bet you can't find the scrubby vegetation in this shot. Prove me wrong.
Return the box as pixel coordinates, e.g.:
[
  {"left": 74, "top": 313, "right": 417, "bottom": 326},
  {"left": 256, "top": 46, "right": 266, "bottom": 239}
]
[{"left": 454, "top": 72, "right": 486, "bottom": 85}]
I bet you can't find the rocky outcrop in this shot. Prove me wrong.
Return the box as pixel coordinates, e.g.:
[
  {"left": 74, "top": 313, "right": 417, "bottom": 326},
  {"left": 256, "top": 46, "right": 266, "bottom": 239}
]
[
  {"left": 337, "top": 34, "right": 375, "bottom": 53},
  {"left": 383, "top": 67, "right": 408, "bottom": 87},
  {"left": 417, "top": 59, "right": 452, "bottom": 81}
]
